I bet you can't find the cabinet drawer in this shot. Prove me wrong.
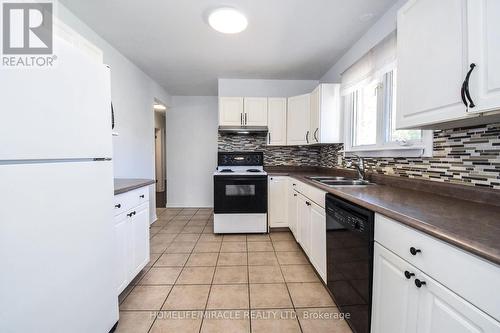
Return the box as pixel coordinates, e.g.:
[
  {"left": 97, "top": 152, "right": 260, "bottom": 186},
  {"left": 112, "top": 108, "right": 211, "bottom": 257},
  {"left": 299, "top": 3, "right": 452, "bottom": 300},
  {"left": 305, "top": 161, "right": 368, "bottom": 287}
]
[
  {"left": 375, "top": 214, "right": 500, "bottom": 322},
  {"left": 304, "top": 183, "right": 326, "bottom": 209},
  {"left": 134, "top": 187, "right": 149, "bottom": 206},
  {"left": 113, "top": 187, "right": 149, "bottom": 216},
  {"left": 113, "top": 192, "right": 135, "bottom": 216},
  {"left": 289, "top": 179, "right": 326, "bottom": 208}
]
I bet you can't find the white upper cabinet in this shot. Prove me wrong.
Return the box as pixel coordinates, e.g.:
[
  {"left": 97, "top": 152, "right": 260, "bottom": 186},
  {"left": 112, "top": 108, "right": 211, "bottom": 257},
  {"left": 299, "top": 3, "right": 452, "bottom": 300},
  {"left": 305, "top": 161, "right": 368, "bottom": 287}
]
[
  {"left": 397, "top": 0, "right": 470, "bottom": 129},
  {"left": 467, "top": 0, "right": 500, "bottom": 114},
  {"left": 219, "top": 97, "right": 244, "bottom": 126},
  {"left": 219, "top": 97, "right": 267, "bottom": 126},
  {"left": 244, "top": 97, "right": 268, "bottom": 126},
  {"left": 310, "top": 84, "right": 342, "bottom": 144},
  {"left": 267, "top": 98, "right": 287, "bottom": 146},
  {"left": 397, "top": 0, "right": 500, "bottom": 129},
  {"left": 287, "top": 93, "right": 311, "bottom": 145}
]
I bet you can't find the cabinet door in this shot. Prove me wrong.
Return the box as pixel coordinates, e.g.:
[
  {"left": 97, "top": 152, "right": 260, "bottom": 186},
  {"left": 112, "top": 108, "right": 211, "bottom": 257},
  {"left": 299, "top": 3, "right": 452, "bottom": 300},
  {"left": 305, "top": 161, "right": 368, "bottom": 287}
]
[
  {"left": 268, "top": 177, "right": 288, "bottom": 228},
  {"left": 416, "top": 271, "right": 500, "bottom": 333},
  {"left": 468, "top": 0, "right": 500, "bottom": 114},
  {"left": 396, "top": 0, "right": 471, "bottom": 129},
  {"left": 288, "top": 187, "right": 299, "bottom": 238},
  {"left": 132, "top": 206, "right": 150, "bottom": 277},
  {"left": 219, "top": 97, "right": 244, "bottom": 126},
  {"left": 297, "top": 195, "right": 311, "bottom": 256},
  {"left": 371, "top": 243, "right": 419, "bottom": 333},
  {"left": 309, "top": 202, "right": 326, "bottom": 282},
  {"left": 267, "top": 98, "right": 287, "bottom": 146},
  {"left": 287, "top": 94, "right": 311, "bottom": 145},
  {"left": 115, "top": 217, "right": 131, "bottom": 294},
  {"left": 310, "top": 86, "right": 320, "bottom": 144},
  {"left": 244, "top": 97, "right": 268, "bottom": 126}
]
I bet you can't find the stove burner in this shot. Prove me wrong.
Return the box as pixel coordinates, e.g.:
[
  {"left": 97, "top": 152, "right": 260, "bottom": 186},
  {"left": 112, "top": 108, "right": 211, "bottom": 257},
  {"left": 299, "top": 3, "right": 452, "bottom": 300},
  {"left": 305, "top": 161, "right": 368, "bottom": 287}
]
[
  {"left": 220, "top": 169, "right": 234, "bottom": 173},
  {"left": 246, "top": 169, "right": 261, "bottom": 173}
]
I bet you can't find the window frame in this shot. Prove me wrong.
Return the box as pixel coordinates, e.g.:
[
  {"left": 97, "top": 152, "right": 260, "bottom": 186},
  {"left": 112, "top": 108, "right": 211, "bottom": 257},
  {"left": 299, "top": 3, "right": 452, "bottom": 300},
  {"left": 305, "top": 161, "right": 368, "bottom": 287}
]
[{"left": 343, "top": 63, "right": 433, "bottom": 158}]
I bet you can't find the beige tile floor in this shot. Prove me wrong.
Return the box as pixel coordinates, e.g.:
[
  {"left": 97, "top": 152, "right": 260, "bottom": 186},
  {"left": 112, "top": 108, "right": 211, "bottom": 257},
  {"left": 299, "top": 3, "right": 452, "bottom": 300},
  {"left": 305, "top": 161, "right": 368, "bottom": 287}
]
[{"left": 116, "top": 207, "right": 352, "bottom": 333}]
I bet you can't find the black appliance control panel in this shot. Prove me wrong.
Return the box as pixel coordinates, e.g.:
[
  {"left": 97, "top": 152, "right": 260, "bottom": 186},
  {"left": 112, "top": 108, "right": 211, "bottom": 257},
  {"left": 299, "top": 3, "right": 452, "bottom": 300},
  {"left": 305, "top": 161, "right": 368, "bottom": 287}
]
[{"left": 218, "top": 151, "right": 263, "bottom": 167}]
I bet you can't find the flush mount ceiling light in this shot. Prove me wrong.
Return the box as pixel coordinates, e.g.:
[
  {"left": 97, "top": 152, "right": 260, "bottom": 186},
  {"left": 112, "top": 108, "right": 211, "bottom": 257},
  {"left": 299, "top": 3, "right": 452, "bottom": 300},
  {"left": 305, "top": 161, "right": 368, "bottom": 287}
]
[
  {"left": 208, "top": 7, "right": 248, "bottom": 34},
  {"left": 154, "top": 103, "right": 166, "bottom": 111}
]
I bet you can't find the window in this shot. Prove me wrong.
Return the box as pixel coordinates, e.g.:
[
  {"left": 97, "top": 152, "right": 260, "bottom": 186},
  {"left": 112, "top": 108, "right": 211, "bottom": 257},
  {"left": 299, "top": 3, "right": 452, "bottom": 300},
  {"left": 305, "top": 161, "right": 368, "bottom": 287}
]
[{"left": 342, "top": 34, "right": 432, "bottom": 157}]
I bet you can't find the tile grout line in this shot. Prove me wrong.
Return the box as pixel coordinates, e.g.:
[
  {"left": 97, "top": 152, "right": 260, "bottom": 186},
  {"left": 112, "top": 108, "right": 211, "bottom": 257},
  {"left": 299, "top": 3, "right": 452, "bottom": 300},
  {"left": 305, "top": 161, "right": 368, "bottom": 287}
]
[
  {"left": 147, "top": 208, "right": 205, "bottom": 333},
  {"left": 271, "top": 235, "right": 305, "bottom": 333},
  {"left": 246, "top": 236, "right": 252, "bottom": 333},
  {"left": 198, "top": 234, "right": 221, "bottom": 333}
]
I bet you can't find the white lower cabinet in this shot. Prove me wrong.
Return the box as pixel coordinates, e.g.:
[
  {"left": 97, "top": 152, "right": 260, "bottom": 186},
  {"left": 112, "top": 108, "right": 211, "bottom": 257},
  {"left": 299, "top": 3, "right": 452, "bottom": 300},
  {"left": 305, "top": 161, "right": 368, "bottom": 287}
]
[
  {"left": 114, "top": 188, "right": 150, "bottom": 294},
  {"left": 287, "top": 182, "right": 299, "bottom": 238},
  {"left": 284, "top": 178, "right": 327, "bottom": 283},
  {"left": 309, "top": 202, "right": 326, "bottom": 282},
  {"left": 297, "top": 194, "right": 311, "bottom": 256},
  {"left": 268, "top": 176, "right": 288, "bottom": 228},
  {"left": 372, "top": 243, "right": 421, "bottom": 333},
  {"left": 115, "top": 217, "right": 132, "bottom": 294},
  {"left": 373, "top": 216, "right": 500, "bottom": 333}
]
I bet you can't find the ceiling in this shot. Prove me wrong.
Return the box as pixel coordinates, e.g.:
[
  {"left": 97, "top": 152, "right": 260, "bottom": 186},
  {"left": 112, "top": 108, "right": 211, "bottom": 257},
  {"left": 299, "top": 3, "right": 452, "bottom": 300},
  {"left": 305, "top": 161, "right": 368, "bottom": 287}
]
[{"left": 60, "top": 0, "right": 397, "bottom": 96}]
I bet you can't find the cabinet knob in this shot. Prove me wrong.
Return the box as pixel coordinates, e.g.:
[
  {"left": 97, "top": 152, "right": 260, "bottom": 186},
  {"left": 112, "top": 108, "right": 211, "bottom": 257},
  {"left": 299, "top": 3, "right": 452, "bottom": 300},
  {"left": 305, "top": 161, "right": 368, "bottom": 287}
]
[
  {"left": 410, "top": 247, "right": 422, "bottom": 256},
  {"left": 404, "top": 271, "right": 415, "bottom": 280},
  {"left": 115, "top": 204, "right": 121, "bottom": 208},
  {"left": 306, "top": 201, "right": 311, "bottom": 206},
  {"left": 140, "top": 194, "right": 145, "bottom": 198},
  {"left": 294, "top": 194, "right": 297, "bottom": 197},
  {"left": 292, "top": 183, "right": 296, "bottom": 186},
  {"left": 414, "top": 279, "right": 426, "bottom": 288}
]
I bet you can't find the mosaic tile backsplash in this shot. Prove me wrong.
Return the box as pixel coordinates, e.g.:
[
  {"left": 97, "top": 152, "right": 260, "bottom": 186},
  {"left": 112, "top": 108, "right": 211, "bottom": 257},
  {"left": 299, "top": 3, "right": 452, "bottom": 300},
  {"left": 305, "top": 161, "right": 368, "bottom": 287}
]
[
  {"left": 218, "top": 133, "right": 321, "bottom": 166},
  {"left": 218, "top": 123, "right": 500, "bottom": 189},
  {"left": 322, "top": 123, "right": 500, "bottom": 189}
]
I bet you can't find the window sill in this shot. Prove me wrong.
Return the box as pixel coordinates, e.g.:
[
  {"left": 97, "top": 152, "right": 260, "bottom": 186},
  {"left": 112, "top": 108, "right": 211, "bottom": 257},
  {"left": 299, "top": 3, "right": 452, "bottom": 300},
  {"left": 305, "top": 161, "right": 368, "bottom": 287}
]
[{"left": 343, "top": 145, "right": 428, "bottom": 158}]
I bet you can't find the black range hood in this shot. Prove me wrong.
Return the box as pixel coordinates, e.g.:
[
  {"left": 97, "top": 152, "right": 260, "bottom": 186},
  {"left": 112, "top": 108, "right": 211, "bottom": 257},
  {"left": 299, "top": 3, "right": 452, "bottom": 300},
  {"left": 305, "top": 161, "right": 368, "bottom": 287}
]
[{"left": 218, "top": 126, "right": 268, "bottom": 134}]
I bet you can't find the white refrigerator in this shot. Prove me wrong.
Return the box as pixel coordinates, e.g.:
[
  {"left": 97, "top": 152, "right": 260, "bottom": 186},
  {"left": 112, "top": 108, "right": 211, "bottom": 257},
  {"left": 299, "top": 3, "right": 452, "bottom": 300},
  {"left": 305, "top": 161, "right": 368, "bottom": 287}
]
[{"left": 0, "top": 36, "right": 118, "bottom": 332}]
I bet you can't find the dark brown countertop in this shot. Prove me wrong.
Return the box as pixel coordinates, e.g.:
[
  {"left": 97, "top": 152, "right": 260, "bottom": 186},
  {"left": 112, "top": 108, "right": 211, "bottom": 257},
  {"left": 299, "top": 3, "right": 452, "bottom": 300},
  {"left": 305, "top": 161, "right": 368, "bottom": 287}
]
[
  {"left": 267, "top": 167, "right": 500, "bottom": 266},
  {"left": 114, "top": 178, "right": 155, "bottom": 195}
]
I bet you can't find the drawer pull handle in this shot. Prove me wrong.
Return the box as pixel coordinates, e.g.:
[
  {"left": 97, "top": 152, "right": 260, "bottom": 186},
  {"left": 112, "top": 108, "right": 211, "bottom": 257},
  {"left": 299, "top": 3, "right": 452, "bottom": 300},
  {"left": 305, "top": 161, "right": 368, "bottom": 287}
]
[
  {"left": 140, "top": 195, "right": 145, "bottom": 198},
  {"left": 404, "top": 271, "right": 415, "bottom": 280},
  {"left": 306, "top": 201, "right": 311, "bottom": 206},
  {"left": 292, "top": 183, "right": 296, "bottom": 186},
  {"left": 410, "top": 247, "right": 421, "bottom": 256},
  {"left": 127, "top": 211, "right": 137, "bottom": 218},
  {"left": 294, "top": 194, "right": 297, "bottom": 197},
  {"left": 115, "top": 204, "right": 121, "bottom": 208},
  {"left": 414, "top": 279, "right": 426, "bottom": 288}
]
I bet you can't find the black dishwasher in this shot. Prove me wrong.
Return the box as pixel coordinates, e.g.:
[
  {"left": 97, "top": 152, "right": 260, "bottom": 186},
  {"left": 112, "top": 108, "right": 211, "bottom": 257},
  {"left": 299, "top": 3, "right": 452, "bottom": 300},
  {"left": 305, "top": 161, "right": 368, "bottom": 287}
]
[{"left": 325, "top": 193, "right": 374, "bottom": 333}]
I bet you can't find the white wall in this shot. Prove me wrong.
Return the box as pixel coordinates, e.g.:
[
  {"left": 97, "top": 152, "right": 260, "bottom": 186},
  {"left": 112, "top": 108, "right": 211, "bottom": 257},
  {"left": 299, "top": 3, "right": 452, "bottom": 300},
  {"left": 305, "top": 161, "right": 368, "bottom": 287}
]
[
  {"left": 320, "top": 0, "right": 407, "bottom": 83},
  {"left": 57, "top": 4, "right": 171, "bottom": 222},
  {"left": 166, "top": 96, "right": 218, "bottom": 207},
  {"left": 218, "top": 79, "right": 319, "bottom": 97}
]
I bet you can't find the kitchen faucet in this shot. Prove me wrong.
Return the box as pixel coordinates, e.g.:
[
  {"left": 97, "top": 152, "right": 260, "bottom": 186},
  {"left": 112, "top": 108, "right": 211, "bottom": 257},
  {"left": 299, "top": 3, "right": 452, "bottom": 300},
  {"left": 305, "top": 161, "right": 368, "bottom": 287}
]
[{"left": 347, "top": 155, "right": 366, "bottom": 180}]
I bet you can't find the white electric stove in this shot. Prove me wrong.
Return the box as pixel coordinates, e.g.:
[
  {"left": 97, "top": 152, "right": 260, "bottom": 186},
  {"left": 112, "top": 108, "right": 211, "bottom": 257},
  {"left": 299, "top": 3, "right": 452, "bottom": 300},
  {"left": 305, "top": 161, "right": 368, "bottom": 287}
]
[{"left": 213, "top": 152, "right": 268, "bottom": 234}]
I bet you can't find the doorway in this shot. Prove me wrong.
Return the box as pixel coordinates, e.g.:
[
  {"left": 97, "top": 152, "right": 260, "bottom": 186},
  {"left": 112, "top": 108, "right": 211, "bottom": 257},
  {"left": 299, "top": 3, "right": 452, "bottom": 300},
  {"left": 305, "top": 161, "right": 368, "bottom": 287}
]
[{"left": 154, "top": 101, "right": 167, "bottom": 208}]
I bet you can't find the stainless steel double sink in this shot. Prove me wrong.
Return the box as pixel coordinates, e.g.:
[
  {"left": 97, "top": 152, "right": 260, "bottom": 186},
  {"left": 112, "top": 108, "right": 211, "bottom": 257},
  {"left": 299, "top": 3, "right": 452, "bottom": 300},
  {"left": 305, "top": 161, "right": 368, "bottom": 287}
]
[{"left": 306, "top": 176, "right": 373, "bottom": 186}]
